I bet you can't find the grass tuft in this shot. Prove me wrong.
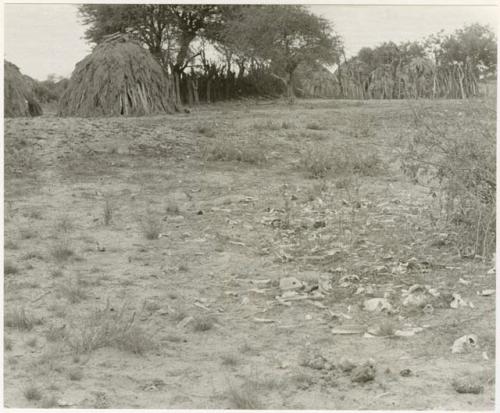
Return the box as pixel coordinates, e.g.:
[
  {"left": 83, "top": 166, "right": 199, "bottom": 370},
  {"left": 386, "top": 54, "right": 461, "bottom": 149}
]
[
  {"left": 227, "top": 381, "right": 263, "bottom": 409},
  {"left": 23, "top": 385, "right": 43, "bottom": 401},
  {"left": 140, "top": 211, "right": 162, "bottom": 240},
  {"left": 5, "top": 307, "right": 39, "bottom": 331},
  {"left": 4, "top": 260, "right": 19, "bottom": 275}
]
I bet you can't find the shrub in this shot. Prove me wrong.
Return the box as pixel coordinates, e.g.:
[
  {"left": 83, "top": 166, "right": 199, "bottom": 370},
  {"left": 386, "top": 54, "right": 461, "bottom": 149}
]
[{"left": 400, "top": 101, "right": 495, "bottom": 258}]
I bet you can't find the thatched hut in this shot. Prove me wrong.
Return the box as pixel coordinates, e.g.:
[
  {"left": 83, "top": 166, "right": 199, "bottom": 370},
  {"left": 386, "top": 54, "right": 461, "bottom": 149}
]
[
  {"left": 4, "top": 61, "right": 43, "bottom": 117},
  {"left": 59, "top": 34, "right": 176, "bottom": 117}
]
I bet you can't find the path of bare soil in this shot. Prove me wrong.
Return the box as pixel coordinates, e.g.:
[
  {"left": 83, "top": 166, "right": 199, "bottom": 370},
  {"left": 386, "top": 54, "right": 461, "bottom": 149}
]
[{"left": 4, "top": 99, "right": 495, "bottom": 409}]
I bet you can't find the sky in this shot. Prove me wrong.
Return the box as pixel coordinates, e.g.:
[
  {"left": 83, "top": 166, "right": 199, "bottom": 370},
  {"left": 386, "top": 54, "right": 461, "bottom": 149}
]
[{"left": 3, "top": 3, "right": 499, "bottom": 81}]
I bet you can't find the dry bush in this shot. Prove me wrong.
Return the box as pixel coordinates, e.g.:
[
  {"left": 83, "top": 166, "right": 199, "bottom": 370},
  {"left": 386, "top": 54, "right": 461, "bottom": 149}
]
[
  {"left": 400, "top": 101, "right": 495, "bottom": 258},
  {"left": 67, "top": 301, "right": 156, "bottom": 355},
  {"left": 204, "top": 135, "right": 266, "bottom": 164}
]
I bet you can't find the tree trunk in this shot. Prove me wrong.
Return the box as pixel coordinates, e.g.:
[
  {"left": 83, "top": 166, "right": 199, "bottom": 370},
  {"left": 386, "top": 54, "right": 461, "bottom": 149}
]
[{"left": 287, "top": 71, "right": 295, "bottom": 104}]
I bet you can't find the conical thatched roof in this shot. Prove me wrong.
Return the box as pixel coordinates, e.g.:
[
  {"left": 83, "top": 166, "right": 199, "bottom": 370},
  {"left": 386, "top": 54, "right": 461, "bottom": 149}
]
[
  {"left": 4, "top": 61, "right": 43, "bottom": 117},
  {"left": 59, "top": 34, "right": 176, "bottom": 117}
]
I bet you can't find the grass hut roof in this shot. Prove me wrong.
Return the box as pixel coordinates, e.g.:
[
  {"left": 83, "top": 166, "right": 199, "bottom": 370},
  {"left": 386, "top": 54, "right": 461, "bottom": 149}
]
[
  {"left": 4, "top": 61, "right": 43, "bottom": 118},
  {"left": 59, "top": 34, "right": 176, "bottom": 117}
]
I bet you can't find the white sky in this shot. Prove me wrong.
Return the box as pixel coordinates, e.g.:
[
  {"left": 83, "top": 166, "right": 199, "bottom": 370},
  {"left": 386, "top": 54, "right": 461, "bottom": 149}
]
[{"left": 3, "top": 3, "right": 499, "bottom": 81}]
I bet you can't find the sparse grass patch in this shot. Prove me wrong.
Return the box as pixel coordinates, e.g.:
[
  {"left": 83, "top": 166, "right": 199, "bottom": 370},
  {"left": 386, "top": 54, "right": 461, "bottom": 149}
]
[
  {"left": 300, "top": 144, "right": 333, "bottom": 178},
  {"left": 23, "top": 385, "right": 43, "bottom": 402},
  {"left": 197, "top": 123, "right": 217, "bottom": 138},
  {"left": 67, "top": 303, "right": 156, "bottom": 355},
  {"left": 292, "top": 372, "right": 316, "bottom": 390},
  {"left": 103, "top": 196, "right": 114, "bottom": 226},
  {"left": 69, "top": 367, "right": 84, "bottom": 381},
  {"left": 221, "top": 353, "right": 240, "bottom": 367},
  {"left": 51, "top": 267, "right": 64, "bottom": 278},
  {"left": 22, "top": 250, "right": 44, "bottom": 260},
  {"left": 4, "top": 260, "right": 19, "bottom": 275},
  {"left": 5, "top": 337, "right": 13, "bottom": 351},
  {"left": 306, "top": 121, "right": 327, "bottom": 130},
  {"left": 204, "top": 135, "right": 266, "bottom": 164},
  {"left": 254, "top": 119, "right": 280, "bottom": 131},
  {"left": 163, "top": 334, "right": 183, "bottom": 343},
  {"left": 19, "top": 227, "right": 37, "bottom": 240},
  {"left": 5, "top": 307, "right": 38, "bottom": 330},
  {"left": 45, "top": 324, "right": 67, "bottom": 342},
  {"left": 57, "top": 278, "right": 87, "bottom": 303},
  {"left": 26, "top": 337, "right": 38, "bottom": 347},
  {"left": 165, "top": 201, "right": 180, "bottom": 215},
  {"left": 192, "top": 316, "right": 215, "bottom": 332},
  {"left": 5, "top": 240, "right": 19, "bottom": 250},
  {"left": 226, "top": 381, "right": 263, "bottom": 409},
  {"left": 300, "top": 144, "right": 386, "bottom": 179},
  {"left": 41, "top": 395, "right": 58, "bottom": 408},
  {"left": 26, "top": 210, "right": 43, "bottom": 220},
  {"left": 140, "top": 210, "right": 162, "bottom": 240},
  {"left": 50, "top": 240, "right": 75, "bottom": 262},
  {"left": 54, "top": 214, "right": 74, "bottom": 234}
]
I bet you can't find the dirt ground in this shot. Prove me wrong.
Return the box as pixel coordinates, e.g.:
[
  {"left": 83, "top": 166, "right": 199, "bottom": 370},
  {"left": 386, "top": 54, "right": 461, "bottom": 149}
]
[{"left": 4, "top": 98, "right": 495, "bottom": 409}]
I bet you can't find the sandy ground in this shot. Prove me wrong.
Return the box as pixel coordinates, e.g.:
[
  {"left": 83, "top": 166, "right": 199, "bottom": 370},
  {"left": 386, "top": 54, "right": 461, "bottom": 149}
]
[{"left": 4, "top": 98, "right": 495, "bottom": 409}]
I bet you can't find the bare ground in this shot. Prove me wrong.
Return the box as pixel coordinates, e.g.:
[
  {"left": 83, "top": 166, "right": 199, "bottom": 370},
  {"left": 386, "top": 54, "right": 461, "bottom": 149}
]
[{"left": 4, "top": 98, "right": 495, "bottom": 409}]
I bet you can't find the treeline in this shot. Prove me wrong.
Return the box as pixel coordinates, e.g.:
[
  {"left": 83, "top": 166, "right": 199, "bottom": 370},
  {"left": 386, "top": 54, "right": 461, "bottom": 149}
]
[
  {"left": 38, "top": 6, "right": 496, "bottom": 105},
  {"left": 335, "top": 24, "right": 497, "bottom": 99},
  {"left": 77, "top": 5, "right": 340, "bottom": 105}
]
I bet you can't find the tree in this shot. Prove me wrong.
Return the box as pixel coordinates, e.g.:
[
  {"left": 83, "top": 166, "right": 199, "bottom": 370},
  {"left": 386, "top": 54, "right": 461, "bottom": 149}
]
[{"left": 222, "top": 5, "right": 342, "bottom": 102}]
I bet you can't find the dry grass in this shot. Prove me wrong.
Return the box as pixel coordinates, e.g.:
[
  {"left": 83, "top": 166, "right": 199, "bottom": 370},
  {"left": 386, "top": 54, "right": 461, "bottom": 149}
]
[
  {"left": 221, "top": 353, "right": 240, "bottom": 367},
  {"left": 50, "top": 241, "right": 75, "bottom": 262},
  {"left": 197, "top": 124, "right": 217, "bottom": 138},
  {"left": 226, "top": 381, "right": 263, "bottom": 409},
  {"left": 204, "top": 135, "right": 266, "bottom": 164},
  {"left": 103, "top": 196, "right": 114, "bottom": 225},
  {"left": 58, "top": 278, "right": 87, "bottom": 303},
  {"left": 4, "top": 260, "right": 19, "bottom": 275},
  {"left": 45, "top": 323, "right": 67, "bottom": 342},
  {"left": 23, "top": 385, "right": 43, "bottom": 402},
  {"left": 193, "top": 316, "right": 215, "bottom": 332},
  {"left": 67, "top": 302, "right": 156, "bottom": 355},
  {"left": 5, "top": 308, "right": 39, "bottom": 331},
  {"left": 69, "top": 367, "right": 84, "bottom": 381},
  {"left": 41, "top": 395, "right": 58, "bottom": 408},
  {"left": 5, "top": 337, "right": 13, "bottom": 351},
  {"left": 140, "top": 211, "right": 162, "bottom": 240}
]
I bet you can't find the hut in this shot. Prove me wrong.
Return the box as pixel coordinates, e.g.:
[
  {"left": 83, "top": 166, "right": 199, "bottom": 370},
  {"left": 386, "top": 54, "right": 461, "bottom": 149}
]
[
  {"left": 59, "top": 34, "right": 176, "bottom": 117},
  {"left": 4, "top": 60, "right": 43, "bottom": 117}
]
